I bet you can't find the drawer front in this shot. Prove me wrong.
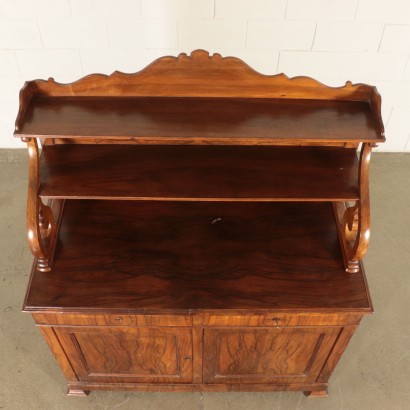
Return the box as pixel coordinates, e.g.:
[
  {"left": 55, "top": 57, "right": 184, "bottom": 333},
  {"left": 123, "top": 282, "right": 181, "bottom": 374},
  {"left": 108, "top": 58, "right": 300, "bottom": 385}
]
[
  {"left": 33, "top": 312, "right": 363, "bottom": 328},
  {"left": 32, "top": 313, "right": 191, "bottom": 327},
  {"left": 203, "top": 326, "right": 341, "bottom": 384},
  {"left": 195, "top": 313, "right": 363, "bottom": 327},
  {"left": 54, "top": 326, "right": 193, "bottom": 384}
]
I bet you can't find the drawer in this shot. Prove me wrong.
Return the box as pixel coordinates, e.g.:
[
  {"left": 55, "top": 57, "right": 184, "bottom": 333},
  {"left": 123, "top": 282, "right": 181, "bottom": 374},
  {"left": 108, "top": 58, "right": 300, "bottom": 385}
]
[
  {"left": 194, "top": 313, "right": 364, "bottom": 327},
  {"left": 32, "top": 313, "right": 192, "bottom": 327},
  {"left": 32, "top": 312, "right": 364, "bottom": 328}
]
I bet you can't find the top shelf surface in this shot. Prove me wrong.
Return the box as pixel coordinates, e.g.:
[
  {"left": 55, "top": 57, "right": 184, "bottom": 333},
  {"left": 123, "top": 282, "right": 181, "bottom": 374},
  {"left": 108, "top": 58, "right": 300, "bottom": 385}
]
[{"left": 16, "top": 96, "right": 382, "bottom": 144}]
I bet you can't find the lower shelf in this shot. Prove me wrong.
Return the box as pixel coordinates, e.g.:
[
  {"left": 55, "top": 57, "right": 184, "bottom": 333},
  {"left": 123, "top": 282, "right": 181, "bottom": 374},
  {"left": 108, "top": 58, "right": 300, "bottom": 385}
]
[{"left": 24, "top": 200, "right": 372, "bottom": 313}]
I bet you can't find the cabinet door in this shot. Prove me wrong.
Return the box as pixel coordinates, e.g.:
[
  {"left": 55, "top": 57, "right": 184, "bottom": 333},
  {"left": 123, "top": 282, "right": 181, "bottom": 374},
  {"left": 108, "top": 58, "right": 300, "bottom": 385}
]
[
  {"left": 54, "top": 327, "right": 193, "bottom": 383},
  {"left": 203, "top": 327, "right": 340, "bottom": 384}
]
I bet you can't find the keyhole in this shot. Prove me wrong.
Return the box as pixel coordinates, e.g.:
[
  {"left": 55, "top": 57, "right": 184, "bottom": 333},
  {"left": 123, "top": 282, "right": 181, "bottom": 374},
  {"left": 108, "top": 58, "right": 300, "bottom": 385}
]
[{"left": 271, "top": 317, "right": 280, "bottom": 328}]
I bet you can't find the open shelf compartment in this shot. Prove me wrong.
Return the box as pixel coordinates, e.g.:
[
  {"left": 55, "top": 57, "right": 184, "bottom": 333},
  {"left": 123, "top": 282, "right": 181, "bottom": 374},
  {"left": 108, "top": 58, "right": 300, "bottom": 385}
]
[
  {"left": 39, "top": 145, "right": 360, "bottom": 201},
  {"left": 24, "top": 200, "right": 372, "bottom": 313}
]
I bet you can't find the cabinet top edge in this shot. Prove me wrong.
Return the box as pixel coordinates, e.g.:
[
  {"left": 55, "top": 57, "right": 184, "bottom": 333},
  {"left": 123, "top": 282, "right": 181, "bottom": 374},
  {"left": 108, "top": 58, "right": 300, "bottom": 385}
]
[{"left": 22, "top": 307, "right": 374, "bottom": 315}]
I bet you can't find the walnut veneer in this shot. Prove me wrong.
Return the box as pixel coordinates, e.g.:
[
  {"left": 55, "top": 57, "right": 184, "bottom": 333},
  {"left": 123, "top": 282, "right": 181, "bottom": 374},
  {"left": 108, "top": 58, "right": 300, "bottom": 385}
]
[{"left": 15, "top": 50, "right": 384, "bottom": 397}]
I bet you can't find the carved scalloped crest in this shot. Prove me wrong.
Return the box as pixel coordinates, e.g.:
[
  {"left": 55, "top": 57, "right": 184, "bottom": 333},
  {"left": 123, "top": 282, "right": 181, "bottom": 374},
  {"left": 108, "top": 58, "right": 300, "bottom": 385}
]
[
  {"left": 15, "top": 49, "right": 384, "bottom": 136},
  {"left": 21, "top": 49, "right": 377, "bottom": 97}
]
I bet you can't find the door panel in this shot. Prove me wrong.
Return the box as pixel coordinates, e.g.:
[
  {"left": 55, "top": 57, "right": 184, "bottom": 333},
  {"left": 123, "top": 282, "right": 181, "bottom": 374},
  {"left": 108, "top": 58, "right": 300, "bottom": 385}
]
[
  {"left": 55, "top": 326, "right": 193, "bottom": 383},
  {"left": 203, "top": 327, "right": 341, "bottom": 384}
]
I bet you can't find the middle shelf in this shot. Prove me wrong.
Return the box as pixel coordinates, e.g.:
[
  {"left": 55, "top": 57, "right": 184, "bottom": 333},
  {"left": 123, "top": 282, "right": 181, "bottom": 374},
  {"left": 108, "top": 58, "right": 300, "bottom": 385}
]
[{"left": 39, "top": 145, "right": 359, "bottom": 201}]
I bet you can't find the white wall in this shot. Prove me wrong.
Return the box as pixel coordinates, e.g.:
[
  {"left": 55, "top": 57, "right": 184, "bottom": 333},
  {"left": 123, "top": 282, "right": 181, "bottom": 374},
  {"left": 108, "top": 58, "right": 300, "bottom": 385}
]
[{"left": 1, "top": 0, "right": 409, "bottom": 151}]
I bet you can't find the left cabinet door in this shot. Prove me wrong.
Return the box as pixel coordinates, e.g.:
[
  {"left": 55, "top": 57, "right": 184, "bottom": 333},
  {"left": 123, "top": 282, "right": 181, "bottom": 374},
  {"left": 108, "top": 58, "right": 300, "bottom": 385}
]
[{"left": 53, "top": 326, "right": 193, "bottom": 384}]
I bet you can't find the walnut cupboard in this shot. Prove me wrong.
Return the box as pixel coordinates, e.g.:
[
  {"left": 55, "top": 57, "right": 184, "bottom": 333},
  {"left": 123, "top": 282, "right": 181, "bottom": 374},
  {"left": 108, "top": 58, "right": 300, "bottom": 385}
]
[{"left": 15, "top": 50, "right": 385, "bottom": 397}]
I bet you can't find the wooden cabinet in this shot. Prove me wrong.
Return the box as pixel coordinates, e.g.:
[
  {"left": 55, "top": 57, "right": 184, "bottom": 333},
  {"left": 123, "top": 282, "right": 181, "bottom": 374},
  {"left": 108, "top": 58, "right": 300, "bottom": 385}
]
[
  {"left": 33, "top": 310, "right": 362, "bottom": 395},
  {"left": 15, "top": 50, "right": 385, "bottom": 397}
]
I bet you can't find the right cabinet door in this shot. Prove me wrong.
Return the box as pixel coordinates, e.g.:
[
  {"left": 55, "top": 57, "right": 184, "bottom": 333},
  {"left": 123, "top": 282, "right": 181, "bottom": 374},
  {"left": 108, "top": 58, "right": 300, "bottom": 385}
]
[{"left": 203, "top": 327, "right": 341, "bottom": 384}]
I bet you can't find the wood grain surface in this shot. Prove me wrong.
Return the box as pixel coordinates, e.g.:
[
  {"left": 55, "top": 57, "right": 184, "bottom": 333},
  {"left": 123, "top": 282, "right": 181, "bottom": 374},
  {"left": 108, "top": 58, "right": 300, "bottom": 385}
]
[
  {"left": 55, "top": 326, "right": 193, "bottom": 383},
  {"left": 17, "top": 96, "right": 381, "bottom": 144},
  {"left": 24, "top": 200, "right": 372, "bottom": 313},
  {"left": 202, "top": 327, "right": 340, "bottom": 383}
]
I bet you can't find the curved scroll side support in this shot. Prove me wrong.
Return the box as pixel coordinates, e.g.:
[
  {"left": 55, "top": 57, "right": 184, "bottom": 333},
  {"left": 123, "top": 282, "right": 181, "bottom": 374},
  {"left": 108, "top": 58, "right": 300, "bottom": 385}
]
[
  {"left": 349, "top": 143, "right": 372, "bottom": 260},
  {"left": 24, "top": 138, "right": 55, "bottom": 272},
  {"left": 334, "top": 143, "right": 372, "bottom": 273}
]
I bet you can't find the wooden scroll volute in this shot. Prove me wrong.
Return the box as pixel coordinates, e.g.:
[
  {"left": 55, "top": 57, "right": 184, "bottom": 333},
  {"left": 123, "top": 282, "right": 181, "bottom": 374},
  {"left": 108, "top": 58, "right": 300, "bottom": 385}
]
[
  {"left": 24, "top": 137, "right": 61, "bottom": 272},
  {"left": 334, "top": 143, "right": 373, "bottom": 273}
]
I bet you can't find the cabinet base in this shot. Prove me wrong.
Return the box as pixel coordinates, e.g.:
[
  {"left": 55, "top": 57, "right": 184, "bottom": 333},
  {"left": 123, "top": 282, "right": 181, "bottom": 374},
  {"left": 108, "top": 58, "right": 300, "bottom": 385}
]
[{"left": 67, "top": 382, "right": 329, "bottom": 395}]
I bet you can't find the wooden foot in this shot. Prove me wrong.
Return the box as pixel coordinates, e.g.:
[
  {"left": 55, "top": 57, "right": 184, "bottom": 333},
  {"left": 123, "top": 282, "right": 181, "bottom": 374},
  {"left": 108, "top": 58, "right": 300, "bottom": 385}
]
[
  {"left": 67, "top": 388, "right": 90, "bottom": 397},
  {"left": 304, "top": 389, "right": 328, "bottom": 398}
]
